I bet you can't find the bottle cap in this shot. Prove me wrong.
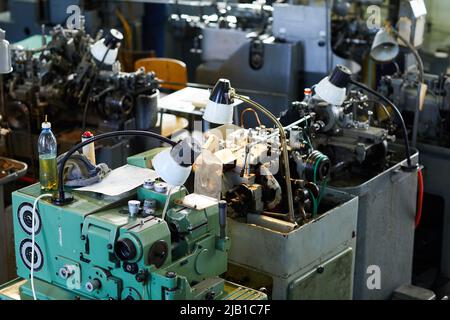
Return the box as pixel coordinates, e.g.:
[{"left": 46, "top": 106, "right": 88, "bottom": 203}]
[
  {"left": 41, "top": 122, "right": 51, "bottom": 129},
  {"left": 304, "top": 88, "right": 312, "bottom": 95},
  {"left": 82, "top": 131, "right": 94, "bottom": 139}
]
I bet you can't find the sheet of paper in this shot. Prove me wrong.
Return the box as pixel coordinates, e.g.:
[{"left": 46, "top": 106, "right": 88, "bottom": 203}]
[
  {"left": 182, "top": 193, "right": 218, "bottom": 210},
  {"left": 158, "top": 87, "right": 243, "bottom": 114},
  {"left": 75, "top": 164, "right": 158, "bottom": 196},
  {"left": 158, "top": 87, "right": 209, "bottom": 113}
]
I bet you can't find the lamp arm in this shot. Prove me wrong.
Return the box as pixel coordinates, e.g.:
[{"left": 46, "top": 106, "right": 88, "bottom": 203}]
[
  {"left": 392, "top": 29, "right": 424, "bottom": 83},
  {"left": 349, "top": 79, "right": 414, "bottom": 169},
  {"left": 55, "top": 130, "right": 176, "bottom": 205},
  {"left": 391, "top": 29, "right": 424, "bottom": 147},
  {"left": 231, "top": 93, "right": 296, "bottom": 223}
]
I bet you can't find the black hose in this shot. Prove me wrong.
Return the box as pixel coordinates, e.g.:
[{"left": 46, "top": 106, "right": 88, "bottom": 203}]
[
  {"left": 349, "top": 79, "right": 413, "bottom": 169},
  {"left": 393, "top": 29, "right": 424, "bottom": 147},
  {"left": 54, "top": 130, "right": 176, "bottom": 204}
]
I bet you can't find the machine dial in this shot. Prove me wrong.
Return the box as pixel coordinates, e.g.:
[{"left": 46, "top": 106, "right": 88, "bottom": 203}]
[
  {"left": 19, "top": 239, "right": 44, "bottom": 271},
  {"left": 17, "top": 202, "right": 42, "bottom": 235}
]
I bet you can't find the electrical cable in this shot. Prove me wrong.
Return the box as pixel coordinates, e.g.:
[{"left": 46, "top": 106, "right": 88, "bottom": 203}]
[
  {"left": 302, "top": 117, "right": 314, "bottom": 150},
  {"left": 349, "top": 79, "right": 413, "bottom": 169},
  {"left": 161, "top": 186, "right": 173, "bottom": 221},
  {"left": 240, "top": 108, "right": 262, "bottom": 128},
  {"left": 308, "top": 189, "right": 319, "bottom": 218},
  {"left": 309, "top": 179, "right": 328, "bottom": 218},
  {"left": 55, "top": 130, "right": 176, "bottom": 203},
  {"left": 31, "top": 193, "right": 52, "bottom": 300}
]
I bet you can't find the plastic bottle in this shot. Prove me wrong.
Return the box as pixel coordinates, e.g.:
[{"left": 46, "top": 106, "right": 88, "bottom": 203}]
[
  {"left": 303, "top": 88, "right": 312, "bottom": 103},
  {"left": 38, "top": 117, "right": 58, "bottom": 192},
  {"left": 81, "top": 131, "right": 96, "bottom": 165}
]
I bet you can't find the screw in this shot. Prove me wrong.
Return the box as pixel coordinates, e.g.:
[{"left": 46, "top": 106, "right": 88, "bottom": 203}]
[
  {"left": 317, "top": 266, "right": 324, "bottom": 274},
  {"left": 166, "top": 271, "right": 176, "bottom": 278}
]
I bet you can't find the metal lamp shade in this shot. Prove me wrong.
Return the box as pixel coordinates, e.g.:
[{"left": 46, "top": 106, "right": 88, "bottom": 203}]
[
  {"left": 202, "top": 78, "right": 234, "bottom": 124},
  {"left": 370, "top": 29, "right": 400, "bottom": 63},
  {"left": 0, "top": 29, "right": 12, "bottom": 74}
]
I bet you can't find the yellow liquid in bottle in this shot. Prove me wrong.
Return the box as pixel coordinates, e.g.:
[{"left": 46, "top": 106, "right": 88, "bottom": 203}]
[{"left": 39, "top": 155, "right": 58, "bottom": 192}]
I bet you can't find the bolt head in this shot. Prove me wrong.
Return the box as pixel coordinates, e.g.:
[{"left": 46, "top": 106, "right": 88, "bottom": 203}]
[{"left": 166, "top": 271, "right": 176, "bottom": 278}]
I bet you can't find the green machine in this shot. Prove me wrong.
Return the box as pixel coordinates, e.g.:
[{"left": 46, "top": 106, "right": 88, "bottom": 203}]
[{"left": 0, "top": 151, "right": 266, "bottom": 300}]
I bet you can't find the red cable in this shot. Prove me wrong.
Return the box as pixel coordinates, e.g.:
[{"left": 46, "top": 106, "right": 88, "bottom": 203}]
[{"left": 415, "top": 168, "right": 424, "bottom": 228}]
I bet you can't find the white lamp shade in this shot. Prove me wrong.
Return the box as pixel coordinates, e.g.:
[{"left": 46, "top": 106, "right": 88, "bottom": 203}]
[
  {"left": 90, "top": 39, "right": 119, "bottom": 65},
  {"left": 314, "top": 76, "right": 347, "bottom": 106},
  {"left": 152, "top": 148, "right": 192, "bottom": 186},
  {"left": 370, "top": 29, "right": 399, "bottom": 63},
  {"left": 203, "top": 100, "right": 234, "bottom": 124},
  {"left": 0, "top": 29, "right": 12, "bottom": 74}
]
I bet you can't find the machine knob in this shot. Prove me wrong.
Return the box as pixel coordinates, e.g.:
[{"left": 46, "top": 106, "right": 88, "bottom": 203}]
[
  {"left": 85, "top": 279, "right": 101, "bottom": 292},
  {"left": 58, "top": 266, "right": 73, "bottom": 279},
  {"left": 154, "top": 183, "right": 167, "bottom": 193},
  {"left": 115, "top": 238, "right": 137, "bottom": 261},
  {"left": 143, "top": 179, "right": 155, "bottom": 190},
  {"left": 128, "top": 200, "right": 140, "bottom": 218}
]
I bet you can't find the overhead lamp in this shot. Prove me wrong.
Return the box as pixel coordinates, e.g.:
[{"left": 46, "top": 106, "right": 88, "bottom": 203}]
[
  {"left": 54, "top": 131, "right": 200, "bottom": 205},
  {"left": 202, "top": 79, "right": 235, "bottom": 124},
  {"left": 202, "top": 79, "right": 296, "bottom": 223},
  {"left": 90, "top": 28, "right": 124, "bottom": 65},
  {"left": 317, "top": 65, "right": 414, "bottom": 170},
  {"left": 370, "top": 28, "right": 400, "bottom": 63},
  {"left": 0, "top": 28, "right": 12, "bottom": 122},
  {"left": 314, "top": 65, "right": 352, "bottom": 106},
  {"left": 369, "top": 26, "right": 424, "bottom": 147},
  {"left": 152, "top": 137, "right": 201, "bottom": 186},
  {"left": 0, "top": 29, "right": 12, "bottom": 74}
]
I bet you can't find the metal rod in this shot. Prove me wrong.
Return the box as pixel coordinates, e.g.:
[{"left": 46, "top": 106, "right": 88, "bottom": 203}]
[
  {"left": 247, "top": 114, "right": 314, "bottom": 148},
  {"left": 219, "top": 200, "right": 227, "bottom": 239},
  {"left": 232, "top": 93, "right": 296, "bottom": 223}
]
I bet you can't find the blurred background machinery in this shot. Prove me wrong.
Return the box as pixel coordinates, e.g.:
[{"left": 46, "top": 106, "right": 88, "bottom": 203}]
[{"left": 2, "top": 23, "right": 161, "bottom": 175}]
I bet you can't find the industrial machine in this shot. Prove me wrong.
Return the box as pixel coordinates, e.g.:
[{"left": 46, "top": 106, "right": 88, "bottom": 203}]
[
  {"left": 0, "top": 148, "right": 266, "bottom": 300},
  {"left": 380, "top": 70, "right": 450, "bottom": 292},
  {"left": 290, "top": 66, "right": 420, "bottom": 299},
  {"left": 194, "top": 61, "right": 419, "bottom": 299},
  {"left": 2, "top": 23, "right": 160, "bottom": 172},
  {"left": 193, "top": 117, "right": 358, "bottom": 299}
]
